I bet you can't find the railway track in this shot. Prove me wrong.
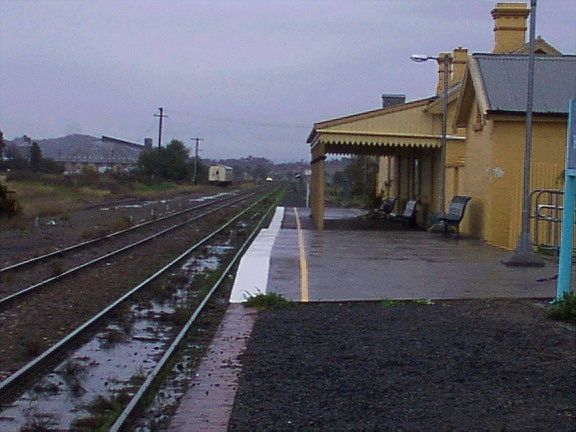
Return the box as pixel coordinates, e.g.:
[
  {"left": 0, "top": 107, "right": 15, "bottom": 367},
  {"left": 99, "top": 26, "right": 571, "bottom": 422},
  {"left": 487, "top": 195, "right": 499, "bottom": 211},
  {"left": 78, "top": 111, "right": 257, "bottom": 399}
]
[
  {"left": 0, "top": 188, "right": 253, "bottom": 274},
  {"left": 0, "top": 188, "right": 281, "bottom": 430},
  {"left": 0, "top": 188, "right": 264, "bottom": 308},
  {"left": 0, "top": 187, "right": 274, "bottom": 375}
]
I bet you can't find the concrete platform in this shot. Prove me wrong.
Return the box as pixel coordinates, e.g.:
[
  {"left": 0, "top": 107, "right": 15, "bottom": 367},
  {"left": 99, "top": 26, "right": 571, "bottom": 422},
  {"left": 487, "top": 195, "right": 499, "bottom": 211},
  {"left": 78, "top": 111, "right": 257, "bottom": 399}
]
[
  {"left": 232, "top": 206, "right": 560, "bottom": 302},
  {"left": 172, "top": 206, "right": 563, "bottom": 431}
]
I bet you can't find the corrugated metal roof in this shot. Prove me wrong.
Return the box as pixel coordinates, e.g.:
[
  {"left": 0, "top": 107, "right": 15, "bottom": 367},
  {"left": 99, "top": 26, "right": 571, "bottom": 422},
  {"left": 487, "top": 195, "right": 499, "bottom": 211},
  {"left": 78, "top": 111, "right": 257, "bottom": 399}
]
[{"left": 474, "top": 54, "right": 576, "bottom": 115}]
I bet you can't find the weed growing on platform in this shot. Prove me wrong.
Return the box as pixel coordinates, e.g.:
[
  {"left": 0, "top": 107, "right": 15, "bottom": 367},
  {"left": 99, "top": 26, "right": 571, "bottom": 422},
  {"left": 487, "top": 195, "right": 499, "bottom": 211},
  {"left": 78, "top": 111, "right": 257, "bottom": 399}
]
[
  {"left": 381, "top": 299, "right": 402, "bottom": 307},
  {"left": 546, "top": 292, "right": 576, "bottom": 325},
  {"left": 244, "top": 292, "right": 295, "bottom": 311},
  {"left": 413, "top": 299, "right": 435, "bottom": 305},
  {"left": 381, "top": 299, "right": 434, "bottom": 307}
]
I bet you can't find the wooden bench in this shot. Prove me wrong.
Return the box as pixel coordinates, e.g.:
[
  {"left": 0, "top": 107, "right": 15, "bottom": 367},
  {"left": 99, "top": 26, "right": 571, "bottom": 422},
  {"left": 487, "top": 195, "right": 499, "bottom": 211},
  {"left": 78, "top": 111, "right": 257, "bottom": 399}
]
[
  {"left": 436, "top": 196, "right": 471, "bottom": 235},
  {"left": 392, "top": 199, "right": 418, "bottom": 227}
]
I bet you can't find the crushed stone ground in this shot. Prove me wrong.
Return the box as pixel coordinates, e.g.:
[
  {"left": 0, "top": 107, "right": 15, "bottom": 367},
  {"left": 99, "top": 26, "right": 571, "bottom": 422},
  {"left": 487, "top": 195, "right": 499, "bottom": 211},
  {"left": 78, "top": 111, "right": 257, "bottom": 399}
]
[{"left": 229, "top": 300, "right": 575, "bottom": 431}]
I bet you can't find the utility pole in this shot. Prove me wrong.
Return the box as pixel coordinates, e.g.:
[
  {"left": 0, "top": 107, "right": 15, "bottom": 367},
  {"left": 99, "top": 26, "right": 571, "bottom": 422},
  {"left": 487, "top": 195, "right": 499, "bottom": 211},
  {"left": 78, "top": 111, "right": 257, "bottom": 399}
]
[
  {"left": 154, "top": 108, "right": 168, "bottom": 148},
  {"left": 191, "top": 137, "right": 204, "bottom": 184}
]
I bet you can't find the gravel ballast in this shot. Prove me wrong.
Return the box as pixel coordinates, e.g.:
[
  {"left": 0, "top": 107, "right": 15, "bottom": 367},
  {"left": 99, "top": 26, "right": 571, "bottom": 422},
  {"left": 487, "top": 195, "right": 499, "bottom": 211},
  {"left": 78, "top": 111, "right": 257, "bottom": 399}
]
[{"left": 229, "top": 300, "right": 576, "bottom": 431}]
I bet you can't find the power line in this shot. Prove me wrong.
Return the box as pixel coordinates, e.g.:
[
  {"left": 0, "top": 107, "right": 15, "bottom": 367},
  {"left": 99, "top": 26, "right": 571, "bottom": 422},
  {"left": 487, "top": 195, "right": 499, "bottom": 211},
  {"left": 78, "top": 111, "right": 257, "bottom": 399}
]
[
  {"left": 136, "top": 121, "right": 159, "bottom": 143},
  {"left": 167, "top": 109, "right": 309, "bottom": 130}
]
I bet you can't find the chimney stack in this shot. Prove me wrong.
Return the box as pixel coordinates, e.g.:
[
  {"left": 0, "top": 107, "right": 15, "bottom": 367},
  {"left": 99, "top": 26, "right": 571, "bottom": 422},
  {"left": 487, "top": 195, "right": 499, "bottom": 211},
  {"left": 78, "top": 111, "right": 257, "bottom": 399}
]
[
  {"left": 491, "top": 2, "right": 530, "bottom": 53},
  {"left": 144, "top": 138, "right": 153, "bottom": 151},
  {"left": 450, "top": 47, "right": 468, "bottom": 86},
  {"left": 381, "top": 94, "right": 406, "bottom": 108},
  {"left": 436, "top": 52, "right": 452, "bottom": 95}
]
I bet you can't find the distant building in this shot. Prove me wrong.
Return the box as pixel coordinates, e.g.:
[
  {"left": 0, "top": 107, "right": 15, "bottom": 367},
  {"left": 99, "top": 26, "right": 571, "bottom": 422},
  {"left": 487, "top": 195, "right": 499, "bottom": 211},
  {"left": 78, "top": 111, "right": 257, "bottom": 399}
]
[
  {"left": 5, "top": 135, "right": 33, "bottom": 160},
  {"left": 6, "top": 134, "right": 154, "bottom": 173}
]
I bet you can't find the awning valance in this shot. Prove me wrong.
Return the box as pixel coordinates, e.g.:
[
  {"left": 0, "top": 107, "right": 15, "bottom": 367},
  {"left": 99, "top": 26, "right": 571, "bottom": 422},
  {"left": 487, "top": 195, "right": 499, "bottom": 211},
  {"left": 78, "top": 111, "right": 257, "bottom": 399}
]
[{"left": 312, "top": 129, "right": 464, "bottom": 150}]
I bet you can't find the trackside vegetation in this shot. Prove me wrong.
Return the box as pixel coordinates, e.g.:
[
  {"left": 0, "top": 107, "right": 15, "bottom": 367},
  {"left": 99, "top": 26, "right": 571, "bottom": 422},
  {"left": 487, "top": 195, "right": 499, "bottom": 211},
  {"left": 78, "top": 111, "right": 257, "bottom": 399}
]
[
  {"left": 244, "top": 292, "right": 295, "bottom": 311},
  {"left": 546, "top": 292, "right": 576, "bottom": 325}
]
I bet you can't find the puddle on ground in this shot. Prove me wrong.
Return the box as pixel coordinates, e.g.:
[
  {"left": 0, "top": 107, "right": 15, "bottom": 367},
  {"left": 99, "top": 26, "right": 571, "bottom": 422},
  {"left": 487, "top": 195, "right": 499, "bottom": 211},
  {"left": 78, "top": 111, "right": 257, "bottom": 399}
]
[
  {"left": 133, "top": 298, "right": 230, "bottom": 431},
  {"left": 99, "top": 192, "right": 235, "bottom": 212},
  {"left": 0, "top": 242, "right": 233, "bottom": 430},
  {"left": 190, "top": 192, "right": 232, "bottom": 202}
]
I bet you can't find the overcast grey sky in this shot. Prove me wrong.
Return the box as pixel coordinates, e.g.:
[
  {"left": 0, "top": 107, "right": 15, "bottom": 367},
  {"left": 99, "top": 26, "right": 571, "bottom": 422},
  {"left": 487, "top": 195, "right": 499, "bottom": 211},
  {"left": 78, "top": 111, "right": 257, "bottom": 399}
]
[{"left": 1, "top": 1, "right": 575, "bottom": 162}]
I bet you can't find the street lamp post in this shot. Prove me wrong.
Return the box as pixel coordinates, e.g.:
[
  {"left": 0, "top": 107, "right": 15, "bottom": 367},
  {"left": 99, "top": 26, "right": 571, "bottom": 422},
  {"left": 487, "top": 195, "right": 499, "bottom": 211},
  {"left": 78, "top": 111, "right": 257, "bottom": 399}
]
[
  {"left": 502, "top": 0, "right": 544, "bottom": 267},
  {"left": 411, "top": 53, "right": 451, "bottom": 212}
]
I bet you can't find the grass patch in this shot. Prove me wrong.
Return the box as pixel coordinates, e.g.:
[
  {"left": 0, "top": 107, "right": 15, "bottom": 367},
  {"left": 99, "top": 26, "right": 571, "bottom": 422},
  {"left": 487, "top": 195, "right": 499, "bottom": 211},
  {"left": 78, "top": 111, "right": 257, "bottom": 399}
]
[
  {"left": 381, "top": 299, "right": 402, "bottom": 307},
  {"left": 109, "top": 215, "right": 134, "bottom": 231},
  {"left": 159, "top": 308, "right": 191, "bottom": 326},
  {"left": 173, "top": 307, "right": 191, "bottom": 326},
  {"left": 60, "top": 359, "right": 88, "bottom": 381},
  {"left": 546, "top": 292, "right": 576, "bottom": 325},
  {"left": 71, "top": 391, "right": 131, "bottom": 431},
  {"left": 413, "top": 298, "right": 435, "bottom": 305},
  {"left": 80, "top": 226, "right": 108, "bottom": 240},
  {"left": 33, "top": 380, "right": 60, "bottom": 395},
  {"left": 381, "top": 298, "right": 435, "bottom": 307},
  {"left": 50, "top": 260, "right": 65, "bottom": 277},
  {"left": 0, "top": 272, "right": 13, "bottom": 284},
  {"left": 5, "top": 179, "right": 86, "bottom": 218},
  {"left": 243, "top": 292, "right": 295, "bottom": 311},
  {"left": 21, "top": 412, "right": 58, "bottom": 432},
  {"left": 99, "top": 327, "right": 127, "bottom": 348},
  {"left": 1, "top": 176, "right": 211, "bottom": 222}
]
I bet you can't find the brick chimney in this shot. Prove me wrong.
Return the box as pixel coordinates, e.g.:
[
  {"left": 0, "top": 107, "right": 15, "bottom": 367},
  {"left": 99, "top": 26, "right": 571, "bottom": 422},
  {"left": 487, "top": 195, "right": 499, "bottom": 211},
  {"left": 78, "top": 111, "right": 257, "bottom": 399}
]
[
  {"left": 491, "top": 2, "right": 530, "bottom": 53},
  {"left": 436, "top": 52, "right": 452, "bottom": 95},
  {"left": 381, "top": 94, "right": 406, "bottom": 108},
  {"left": 450, "top": 47, "right": 468, "bottom": 86}
]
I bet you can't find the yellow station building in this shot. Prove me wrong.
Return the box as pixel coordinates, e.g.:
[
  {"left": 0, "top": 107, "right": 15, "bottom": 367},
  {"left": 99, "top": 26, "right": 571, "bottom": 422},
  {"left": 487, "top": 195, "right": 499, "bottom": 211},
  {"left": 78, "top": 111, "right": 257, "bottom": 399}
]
[{"left": 307, "top": 2, "right": 576, "bottom": 250}]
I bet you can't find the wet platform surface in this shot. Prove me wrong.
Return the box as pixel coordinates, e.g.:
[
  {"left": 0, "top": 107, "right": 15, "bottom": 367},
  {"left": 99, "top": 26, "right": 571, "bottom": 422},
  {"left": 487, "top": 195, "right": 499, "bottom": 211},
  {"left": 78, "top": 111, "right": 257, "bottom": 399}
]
[
  {"left": 268, "top": 207, "right": 559, "bottom": 301},
  {"left": 173, "top": 205, "right": 565, "bottom": 430}
]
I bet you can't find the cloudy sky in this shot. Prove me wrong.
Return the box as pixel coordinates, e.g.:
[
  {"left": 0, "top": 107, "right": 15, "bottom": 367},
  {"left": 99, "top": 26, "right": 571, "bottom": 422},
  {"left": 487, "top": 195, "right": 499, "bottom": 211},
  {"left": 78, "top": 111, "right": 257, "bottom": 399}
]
[{"left": 1, "top": 1, "right": 575, "bottom": 162}]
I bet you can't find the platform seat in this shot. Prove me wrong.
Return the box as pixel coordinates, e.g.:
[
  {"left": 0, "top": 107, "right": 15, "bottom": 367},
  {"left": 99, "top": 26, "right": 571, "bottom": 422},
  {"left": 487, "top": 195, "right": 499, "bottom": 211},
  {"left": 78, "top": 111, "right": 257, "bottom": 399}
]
[
  {"left": 436, "top": 196, "right": 471, "bottom": 236},
  {"left": 378, "top": 197, "right": 397, "bottom": 217},
  {"left": 392, "top": 199, "right": 418, "bottom": 227}
]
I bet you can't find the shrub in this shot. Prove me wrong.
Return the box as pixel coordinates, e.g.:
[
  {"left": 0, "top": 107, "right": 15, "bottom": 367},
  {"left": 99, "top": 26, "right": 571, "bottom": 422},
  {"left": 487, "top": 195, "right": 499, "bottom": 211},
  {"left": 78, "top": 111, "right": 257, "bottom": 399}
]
[
  {"left": 0, "top": 180, "right": 21, "bottom": 217},
  {"left": 546, "top": 292, "right": 576, "bottom": 324}
]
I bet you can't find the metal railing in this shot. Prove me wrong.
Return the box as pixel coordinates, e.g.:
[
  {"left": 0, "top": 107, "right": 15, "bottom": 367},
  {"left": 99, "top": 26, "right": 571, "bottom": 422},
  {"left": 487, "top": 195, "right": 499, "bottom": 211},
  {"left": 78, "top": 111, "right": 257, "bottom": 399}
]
[{"left": 530, "top": 189, "right": 564, "bottom": 252}]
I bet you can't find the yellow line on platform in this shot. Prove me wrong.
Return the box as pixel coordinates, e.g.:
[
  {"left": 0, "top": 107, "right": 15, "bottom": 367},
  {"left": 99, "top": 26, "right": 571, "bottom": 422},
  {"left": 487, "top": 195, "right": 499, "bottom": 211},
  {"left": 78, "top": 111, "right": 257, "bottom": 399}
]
[{"left": 294, "top": 208, "right": 309, "bottom": 302}]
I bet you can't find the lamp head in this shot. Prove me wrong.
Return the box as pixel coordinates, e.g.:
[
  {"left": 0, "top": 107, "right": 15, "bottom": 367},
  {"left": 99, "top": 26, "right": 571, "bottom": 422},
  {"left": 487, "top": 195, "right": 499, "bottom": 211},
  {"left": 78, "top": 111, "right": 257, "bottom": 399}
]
[{"left": 410, "top": 54, "right": 430, "bottom": 63}]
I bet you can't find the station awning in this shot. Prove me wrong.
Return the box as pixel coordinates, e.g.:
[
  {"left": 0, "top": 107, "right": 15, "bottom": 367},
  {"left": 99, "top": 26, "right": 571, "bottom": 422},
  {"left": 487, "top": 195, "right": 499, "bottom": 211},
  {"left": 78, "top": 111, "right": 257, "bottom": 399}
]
[{"left": 311, "top": 129, "right": 464, "bottom": 155}]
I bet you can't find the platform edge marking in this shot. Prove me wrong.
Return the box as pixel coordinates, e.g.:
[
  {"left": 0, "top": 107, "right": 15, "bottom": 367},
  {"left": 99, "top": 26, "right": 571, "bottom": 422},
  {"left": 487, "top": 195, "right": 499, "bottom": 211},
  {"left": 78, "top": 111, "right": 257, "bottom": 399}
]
[{"left": 228, "top": 207, "right": 285, "bottom": 303}]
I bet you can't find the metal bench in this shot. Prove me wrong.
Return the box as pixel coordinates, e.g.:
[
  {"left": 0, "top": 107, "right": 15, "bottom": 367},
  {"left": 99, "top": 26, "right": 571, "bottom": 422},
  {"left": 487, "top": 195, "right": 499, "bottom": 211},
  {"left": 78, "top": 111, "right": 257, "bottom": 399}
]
[
  {"left": 436, "top": 196, "right": 471, "bottom": 235},
  {"left": 378, "top": 197, "right": 397, "bottom": 217},
  {"left": 392, "top": 199, "right": 418, "bottom": 227}
]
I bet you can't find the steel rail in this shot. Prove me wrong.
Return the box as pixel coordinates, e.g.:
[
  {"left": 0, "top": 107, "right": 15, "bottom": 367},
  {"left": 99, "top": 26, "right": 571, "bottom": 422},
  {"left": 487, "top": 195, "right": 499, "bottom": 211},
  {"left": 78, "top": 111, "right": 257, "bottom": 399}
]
[
  {"left": 0, "top": 189, "right": 253, "bottom": 273},
  {"left": 110, "top": 190, "right": 279, "bottom": 431},
  {"left": 0, "top": 188, "right": 278, "bottom": 401},
  {"left": 0, "top": 189, "right": 261, "bottom": 309}
]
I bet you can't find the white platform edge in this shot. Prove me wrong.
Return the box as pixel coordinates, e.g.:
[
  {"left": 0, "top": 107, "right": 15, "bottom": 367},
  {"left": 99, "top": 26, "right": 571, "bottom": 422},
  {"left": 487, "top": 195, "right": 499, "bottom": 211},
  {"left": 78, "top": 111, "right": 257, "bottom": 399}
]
[{"left": 229, "top": 206, "right": 285, "bottom": 303}]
